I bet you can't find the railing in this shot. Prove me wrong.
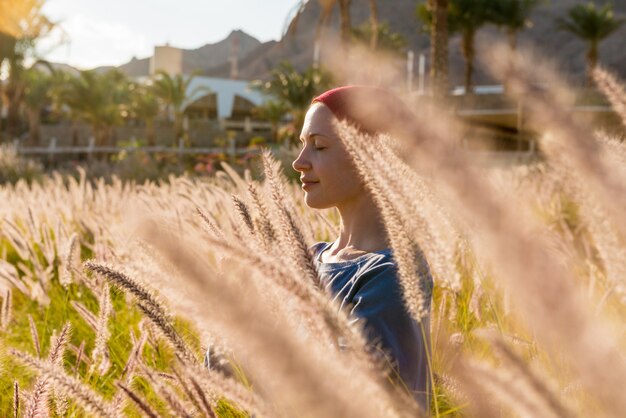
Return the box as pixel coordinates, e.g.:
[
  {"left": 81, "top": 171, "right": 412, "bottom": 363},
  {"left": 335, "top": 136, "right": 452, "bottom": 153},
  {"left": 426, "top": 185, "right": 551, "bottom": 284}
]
[
  {"left": 13, "top": 137, "right": 262, "bottom": 161},
  {"left": 10, "top": 136, "right": 542, "bottom": 170}
]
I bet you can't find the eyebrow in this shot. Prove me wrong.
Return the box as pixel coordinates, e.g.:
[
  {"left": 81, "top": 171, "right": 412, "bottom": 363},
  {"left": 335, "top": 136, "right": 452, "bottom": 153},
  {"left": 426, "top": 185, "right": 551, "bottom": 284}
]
[{"left": 299, "top": 133, "right": 327, "bottom": 142}]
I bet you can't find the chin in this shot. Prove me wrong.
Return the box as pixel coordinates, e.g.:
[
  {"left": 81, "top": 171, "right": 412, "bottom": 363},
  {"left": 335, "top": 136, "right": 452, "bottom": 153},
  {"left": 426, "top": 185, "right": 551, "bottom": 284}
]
[{"left": 304, "top": 196, "right": 334, "bottom": 210}]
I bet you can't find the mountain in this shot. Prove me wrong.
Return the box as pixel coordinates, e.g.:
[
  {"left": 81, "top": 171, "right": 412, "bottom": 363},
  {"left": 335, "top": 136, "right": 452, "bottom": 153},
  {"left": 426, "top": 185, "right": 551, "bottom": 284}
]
[
  {"left": 75, "top": 1, "right": 626, "bottom": 86},
  {"left": 93, "top": 29, "right": 262, "bottom": 77},
  {"left": 226, "top": 0, "right": 626, "bottom": 84}
]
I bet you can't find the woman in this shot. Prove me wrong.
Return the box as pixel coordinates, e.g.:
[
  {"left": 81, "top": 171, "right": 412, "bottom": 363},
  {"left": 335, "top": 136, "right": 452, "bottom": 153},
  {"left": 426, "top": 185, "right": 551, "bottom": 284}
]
[{"left": 292, "top": 86, "right": 434, "bottom": 411}]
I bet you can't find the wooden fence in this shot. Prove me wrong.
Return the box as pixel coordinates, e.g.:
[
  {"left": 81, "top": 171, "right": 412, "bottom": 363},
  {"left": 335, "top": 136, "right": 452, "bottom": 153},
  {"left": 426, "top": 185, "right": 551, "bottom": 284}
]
[
  {"left": 12, "top": 137, "right": 261, "bottom": 161},
  {"left": 10, "top": 136, "right": 540, "bottom": 169}
]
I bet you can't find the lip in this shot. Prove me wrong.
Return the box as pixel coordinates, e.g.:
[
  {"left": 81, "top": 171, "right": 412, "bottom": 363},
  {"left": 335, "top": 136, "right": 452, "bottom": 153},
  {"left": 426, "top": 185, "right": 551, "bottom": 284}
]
[{"left": 302, "top": 181, "right": 319, "bottom": 190}]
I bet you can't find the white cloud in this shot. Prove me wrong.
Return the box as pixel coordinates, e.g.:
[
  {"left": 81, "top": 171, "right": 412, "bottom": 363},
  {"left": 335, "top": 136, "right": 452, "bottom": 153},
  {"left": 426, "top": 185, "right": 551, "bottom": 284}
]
[{"left": 39, "top": 14, "right": 151, "bottom": 69}]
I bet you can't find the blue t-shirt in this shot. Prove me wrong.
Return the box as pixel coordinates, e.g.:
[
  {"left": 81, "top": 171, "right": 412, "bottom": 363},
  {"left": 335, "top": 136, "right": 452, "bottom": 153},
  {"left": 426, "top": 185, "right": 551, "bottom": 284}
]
[{"left": 311, "top": 241, "right": 433, "bottom": 411}]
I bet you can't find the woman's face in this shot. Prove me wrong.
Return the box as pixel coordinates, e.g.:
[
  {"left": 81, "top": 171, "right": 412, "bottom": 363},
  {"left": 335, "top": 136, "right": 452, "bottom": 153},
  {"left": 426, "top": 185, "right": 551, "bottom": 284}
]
[{"left": 292, "top": 102, "right": 364, "bottom": 209}]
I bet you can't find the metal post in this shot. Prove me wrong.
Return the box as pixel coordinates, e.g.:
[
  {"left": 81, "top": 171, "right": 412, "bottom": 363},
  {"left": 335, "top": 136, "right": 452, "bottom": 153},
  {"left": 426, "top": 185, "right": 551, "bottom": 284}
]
[
  {"left": 517, "top": 99, "right": 523, "bottom": 151},
  {"left": 178, "top": 137, "right": 184, "bottom": 171},
  {"left": 87, "top": 136, "right": 95, "bottom": 162},
  {"left": 418, "top": 53, "right": 426, "bottom": 95},
  {"left": 228, "top": 136, "right": 236, "bottom": 162},
  {"left": 313, "top": 39, "right": 321, "bottom": 68},
  {"left": 407, "top": 50, "right": 414, "bottom": 93},
  {"left": 48, "top": 137, "right": 57, "bottom": 166}
]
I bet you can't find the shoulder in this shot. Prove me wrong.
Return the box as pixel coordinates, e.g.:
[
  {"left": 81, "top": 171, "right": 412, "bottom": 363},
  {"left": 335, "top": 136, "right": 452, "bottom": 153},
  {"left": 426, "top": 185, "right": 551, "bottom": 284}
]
[
  {"left": 353, "top": 257, "right": 433, "bottom": 311},
  {"left": 308, "top": 241, "right": 330, "bottom": 258}
]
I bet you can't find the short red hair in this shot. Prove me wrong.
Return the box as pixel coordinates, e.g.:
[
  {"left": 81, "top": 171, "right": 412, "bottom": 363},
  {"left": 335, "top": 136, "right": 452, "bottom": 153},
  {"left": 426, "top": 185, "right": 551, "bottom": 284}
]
[{"left": 312, "top": 85, "right": 417, "bottom": 137}]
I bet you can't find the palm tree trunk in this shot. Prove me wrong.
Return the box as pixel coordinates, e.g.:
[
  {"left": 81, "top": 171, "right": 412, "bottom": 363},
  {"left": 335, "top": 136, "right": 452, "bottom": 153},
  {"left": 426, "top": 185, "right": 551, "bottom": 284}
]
[
  {"left": 27, "top": 108, "right": 41, "bottom": 146},
  {"left": 6, "top": 76, "right": 23, "bottom": 139},
  {"left": 369, "top": 0, "right": 379, "bottom": 50},
  {"left": 146, "top": 118, "right": 156, "bottom": 147},
  {"left": 338, "top": 0, "right": 352, "bottom": 48},
  {"left": 430, "top": 0, "right": 449, "bottom": 99},
  {"left": 93, "top": 125, "right": 104, "bottom": 147},
  {"left": 174, "top": 113, "right": 183, "bottom": 146},
  {"left": 587, "top": 41, "right": 598, "bottom": 85},
  {"left": 71, "top": 120, "right": 79, "bottom": 147},
  {"left": 507, "top": 28, "right": 517, "bottom": 52},
  {"left": 462, "top": 29, "right": 476, "bottom": 95}
]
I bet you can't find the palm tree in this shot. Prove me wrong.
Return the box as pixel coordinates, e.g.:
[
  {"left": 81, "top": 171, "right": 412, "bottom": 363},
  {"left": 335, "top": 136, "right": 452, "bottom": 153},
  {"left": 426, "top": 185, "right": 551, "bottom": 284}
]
[
  {"left": 129, "top": 83, "right": 160, "bottom": 147},
  {"left": 288, "top": 0, "right": 378, "bottom": 62},
  {"left": 60, "top": 70, "right": 130, "bottom": 147},
  {"left": 151, "top": 71, "right": 207, "bottom": 145},
  {"left": 351, "top": 22, "right": 407, "bottom": 56},
  {"left": 419, "top": 0, "right": 490, "bottom": 94},
  {"left": 489, "top": 0, "right": 542, "bottom": 51},
  {"left": 0, "top": 0, "right": 53, "bottom": 140},
  {"left": 252, "top": 100, "right": 290, "bottom": 143},
  {"left": 337, "top": 0, "right": 352, "bottom": 46},
  {"left": 416, "top": 0, "right": 450, "bottom": 98},
  {"left": 251, "top": 61, "right": 333, "bottom": 138},
  {"left": 368, "top": 0, "right": 379, "bottom": 50},
  {"left": 22, "top": 66, "right": 52, "bottom": 145},
  {"left": 129, "top": 83, "right": 160, "bottom": 146},
  {"left": 556, "top": 2, "right": 625, "bottom": 81},
  {"left": 452, "top": 0, "right": 491, "bottom": 95}
]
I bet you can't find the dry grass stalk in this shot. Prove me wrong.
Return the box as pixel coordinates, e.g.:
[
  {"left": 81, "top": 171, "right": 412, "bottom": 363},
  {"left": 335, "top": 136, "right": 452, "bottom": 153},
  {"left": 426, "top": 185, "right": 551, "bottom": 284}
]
[
  {"left": 467, "top": 359, "right": 562, "bottom": 418},
  {"left": 171, "top": 365, "right": 207, "bottom": 417},
  {"left": 27, "top": 314, "right": 41, "bottom": 357},
  {"left": 11, "top": 350, "right": 117, "bottom": 418},
  {"left": 135, "top": 301, "right": 196, "bottom": 365},
  {"left": 390, "top": 61, "right": 626, "bottom": 418},
  {"left": 177, "top": 357, "right": 279, "bottom": 418},
  {"left": 24, "top": 377, "right": 49, "bottom": 418},
  {"left": 195, "top": 201, "right": 400, "bottom": 406},
  {"left": 112, "top": 324, "right": 148, "bottom": 412},
  {"left": 70, "top": 300, "right": 99, "bottom": 330},
  {"left": 140, "top": 363, "right": 195, "bottom": 418},
  {"left": 117, "top": 383, "right": 160, "bottom": 418},
  {"left": 61, "top": 233, "right": 78, "bottom": 287},
  {"left": 195, "top": 207, "right": 226, "bottom": 241},
  {"left": 261, "top": 150, "right": 321, "bottom": 288},
  {"left": 564, "top": 175, "right": 626, "bottom": 306},
  {"left": 487, "top": 45, "right": 626, "bottom": 241},
  {"left": 122, "top": 325, "right": 147, "bottom": 378},
  {"left": 336, "top": 122, "right": 432, "bottom": 322},
  {"left": 90, "top": 283, "right": 111, "bottom": 375},
  {"left": 231, "top": 194, "right": 255, "bottom": 236},
  {"left": 1, "top": 288, "right": 12, "bottom": 330},
  {"left": 13, "top": 381, "right": 19, "bottom": 418},
  {"left": 48, "top": 322, "right": 71, "bottom": 365},
  {"left": 48, "top": 323, "right": 72, "bottom": 417},
  {"left": 247, "top": 181, "right": 277, "bottom": 250},
  {"left": 368, "top": 135, "right": 462, "bottom": 291},
  {"left": 593, "top": 67, "right": 626, "bottom": 129},
  {"left": 74, "top": 340, "right": 85, "bottom": 375},
  {"left": 486, "top": 334, "right": 575, "bottom": 418},
  {"left": 140, "top": 222, "right": 419, "bottom": 418},
  {"left": 83, "top": 261, "right": 197, "bottom": 365},
  {"left": 187, "top": 374, "right": 218, "bottom": 418}
]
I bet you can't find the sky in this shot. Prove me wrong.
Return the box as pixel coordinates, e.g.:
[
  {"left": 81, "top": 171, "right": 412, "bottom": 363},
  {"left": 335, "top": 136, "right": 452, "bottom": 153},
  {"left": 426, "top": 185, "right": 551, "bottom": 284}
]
[{"left": 38, "top": 0, "right": 300, "bottom": 70}]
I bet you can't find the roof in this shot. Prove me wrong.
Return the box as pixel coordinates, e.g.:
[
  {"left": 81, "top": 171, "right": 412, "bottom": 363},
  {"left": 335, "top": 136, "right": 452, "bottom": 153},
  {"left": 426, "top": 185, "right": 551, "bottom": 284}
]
[{"left": 183, "top": 76, "right": 267, "bottom": 118}]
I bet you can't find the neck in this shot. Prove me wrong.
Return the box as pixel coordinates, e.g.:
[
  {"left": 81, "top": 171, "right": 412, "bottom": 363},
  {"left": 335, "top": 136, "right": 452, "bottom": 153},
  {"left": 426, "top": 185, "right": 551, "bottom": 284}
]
[{"left": 332, "top": 193, "right": 389, "bottom": 253}]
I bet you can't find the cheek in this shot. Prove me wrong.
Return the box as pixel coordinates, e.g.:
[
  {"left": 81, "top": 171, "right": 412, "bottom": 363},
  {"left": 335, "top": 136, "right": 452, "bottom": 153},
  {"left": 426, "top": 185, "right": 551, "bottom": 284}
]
[{"left": 319, "top": 165, "right": 364, "bottom": 202}]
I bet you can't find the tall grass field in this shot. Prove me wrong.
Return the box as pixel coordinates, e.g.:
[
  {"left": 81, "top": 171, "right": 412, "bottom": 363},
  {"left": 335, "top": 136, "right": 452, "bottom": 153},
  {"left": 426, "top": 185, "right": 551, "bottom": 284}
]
[{"left": 1, "top": 47, "right": 626, "bottom": 417}]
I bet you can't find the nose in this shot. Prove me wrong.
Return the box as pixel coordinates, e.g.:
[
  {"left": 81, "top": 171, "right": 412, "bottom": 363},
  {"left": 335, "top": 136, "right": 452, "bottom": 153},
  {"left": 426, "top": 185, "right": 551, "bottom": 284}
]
[{"left": 292, "top": 147, "right": 310, "bottom": 173}]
